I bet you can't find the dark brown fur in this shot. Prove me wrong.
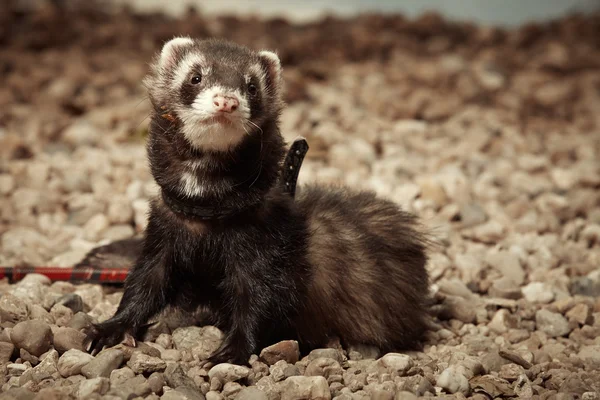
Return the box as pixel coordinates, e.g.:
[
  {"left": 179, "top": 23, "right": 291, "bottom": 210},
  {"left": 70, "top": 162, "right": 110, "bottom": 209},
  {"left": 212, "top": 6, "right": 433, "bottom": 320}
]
[{"left": 86, "top": 38, "right": 431, "bottom": 363}]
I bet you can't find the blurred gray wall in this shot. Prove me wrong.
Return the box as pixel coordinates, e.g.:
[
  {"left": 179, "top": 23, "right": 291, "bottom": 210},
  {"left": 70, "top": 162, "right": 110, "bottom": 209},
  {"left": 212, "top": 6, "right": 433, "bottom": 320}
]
[{"left": 111, "top": 0, "right": 600, "bottom": 26}]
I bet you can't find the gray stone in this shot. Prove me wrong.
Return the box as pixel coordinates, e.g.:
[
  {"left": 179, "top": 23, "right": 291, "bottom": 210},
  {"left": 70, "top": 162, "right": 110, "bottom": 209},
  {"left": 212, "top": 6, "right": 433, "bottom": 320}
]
[
  {"left": 235, "top": 387, "right": 268, "bottom": 400},
  {"left": 260, "top": 340, "right": 300, "bottom": 365},
  {"left": 0, "top": 294, "right": 29, "bottom": 323},
  {"left": 436, "top": 366, "right": 470, "bottom": 395},
  {"left": 522, "top": 282, "right": 554, "bottom": 304},
  {"left": 0, "top": 341, "right": 15, "bottom": 363},
  {"left": 305, "top": 357, "right": 342, "bottom": 379},
  {"left": 443, "top": 295, "right": 476, "bottom": 323},
  {"left": 49, "top": 304, "right": 74, "bottom": 327},
  {"left": 278, "top": 376, "right": 331, "bottom": 400},
  {"left": 155, "top": 333, "right": 173, "bottom": 350},
  {"left": 485, "top": 250, "right": 524, "bottom": 285},
  {"left": 127, "top": 351, "right": 167, "bottom": 374},
  {"left": 307, "top": 348, "right": 344, "bottom": 364},
  {"left": 535, "top": 309, "right": 571, "bottom": 337},
  {"left": 148, "top": 372, "right": 165, "bottom": 394},
  {"left": 222, "top": 382, "right": 243, "bottom": 398},
  {"left": 165, "top": 363, "right": 196, "bottom": 389},
  {"left": 161, "top": 386, "right": 206, "bottom": 400},
  {"left": 110, "top": 366, "right": 136, "bottom": 386},
  {"left": 81, "top": 348, "right": 124, "bottom": 378},
  {"left": 0, "top": 387, "right": 35, "bottom": 400},
  {"left": 68, "top": 312, "right": 95, "bottom": 331},
  {"left": 10, "top": 320, "right": 53, "bottom": 357},
  {"left": 77, "top": 377, "right": 110, "bottom": 398},
  {"left": 19, "top": 348, "right": 38, "bottom": 366},
  {"left": 189, "top": 326, "right": 225, "bottom": 360},
  {"left": 57, "top": 349, "right": 94, "bottom": 377},
  {"left": 208, "top": 363, "right": 250, "bottom": 384},
  {"left": 52, "top": 327, "right": 87, "bottom": 353},
  {"left": 31, "top": 349, "right": 59, "bottom": 383},
  {"left": 377, "top": 353, "right": 413, "bottom": 377},
  {"left": 7, "top": 363, "right": 28, "bottom": 376}
]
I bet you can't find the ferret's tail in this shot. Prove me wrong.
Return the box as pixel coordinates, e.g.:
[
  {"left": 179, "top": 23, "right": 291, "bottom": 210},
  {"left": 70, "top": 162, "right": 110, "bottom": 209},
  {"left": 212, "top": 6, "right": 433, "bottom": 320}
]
[{"left": 75, "top": 237, "right": 143, "bottom": 270}]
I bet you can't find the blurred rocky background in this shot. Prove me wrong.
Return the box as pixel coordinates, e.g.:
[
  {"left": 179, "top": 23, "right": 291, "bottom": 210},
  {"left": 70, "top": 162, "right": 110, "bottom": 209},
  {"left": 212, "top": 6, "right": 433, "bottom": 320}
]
[{"left": 1, "top": 0, "right": 600, "bottom": 399}]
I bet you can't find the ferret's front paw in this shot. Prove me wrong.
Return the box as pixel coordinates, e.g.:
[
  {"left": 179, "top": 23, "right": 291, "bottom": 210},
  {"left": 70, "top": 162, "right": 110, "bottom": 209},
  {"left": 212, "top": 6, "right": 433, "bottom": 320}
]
[
  {"left": 207, "top": 343, "right": 250, "bottom": 365},
  {"left": 85, "top": 322, "right": 128, "bottom": 355}
]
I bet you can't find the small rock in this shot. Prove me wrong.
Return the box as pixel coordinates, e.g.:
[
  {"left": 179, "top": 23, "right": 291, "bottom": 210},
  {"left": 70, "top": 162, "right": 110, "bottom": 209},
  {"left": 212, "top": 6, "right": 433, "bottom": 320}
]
[
  {"left": 162, "top": 386, "right": 206, "bottom": 400},
  {"left": 162, "top": 348, "right": 181, "bottom": 362},
  {"left": 0, "top": 174, "right": 15, "bottom": 195},
  {"left": 485, "top": 250, "right": 524, "bottom": 285},
  {"left": 78, "top": 376, "right": 110, "bottom": 398},
  {"left": 522, "top": 282, "right": 555, "bottom": 304},
  {"left": 81, "top": 348, "right": 124, "bottom": 378},
  {"left": 535, "top": 309, "right": 571, "bottom": 337},
  {"left": 235, "top": 387, "right": 268, "bottom": 400},
  {"left": 208, "top": 363, "right": 250, "bottom": 384},
  {"left": 566, "top": 303, "right": 591, "bottom": 325},
  {"left": 127, "top": 351, "right": 167, "bottom": 374},
  {"left": 0, "top": 341, "right": 15, "bottom": 363},
  {"left": 279, "top": 376, "right": 331, "bottom": 400},
  {"left": 155, "top": 334, "right": 173, "bottom": 350},
  {"left": 458, "top": 203, "right": 488, "bottom": 227},
  {"left": 346, "top": 344, "right": 379, "bottom": 360},
  {"left": 577, "top": 345, "right": 600, "bottom": 364},
  {"left": 377, "top": 353, "right": 413, "bottom": 376},
  {"left": 110, "top": 366, "right": 136, "bottom": 386},
  {"left": 10, "top": 320, "right": 53, "bottom": 357},
  {"left": 260, "top": 340, "right": 300, "bottom": 365},
  {"left": 222, "top": 381, "right": 243, "bottom": 398},
  {"left": 52, "top": 327, "right": 86, "bottom": 353},
  {"left": 206, "top": 391, "right": 223, "bottom": 400},
  {"left": 307, "top": 349, "right": 344, "bottom": 364},
  {"left": 7, "top": 363, "right": 28, "bottom": 376},
  {"left": 436, "top": 366, "right": 470, "bottom": 395},
  {"left": 31, "top": 349, "right": 59, "bottom": 383},
  {"left": 148, "top": 372, "right": 165, "bottom": 394},
  {"left": 21, "top": 348, "right": 40, "bottom": 367},
  {"left": 514, "top": 374, "right": 534, "bottom": 398},
  {"left": 467, "top": 220, "right": 505, "bottom": 243},
  {"left": 0, "top": 293, "right": 29, "bottom": 323},
  {"left": 443, "top": 295, "right": 477, "bottom": 323},
  {"left": 55, "top": 293, "right": 84, "bottom": 314},
  {"left": 68, "top": 312, "right": 94, "bottom": 331},
  {"left": 173, "top": 325, "right": 223, "bottom": 352},
  {"left": 488, "top": 309, "right": 519, "bottom": 334},
  {"left": 498, "top": 363, "right": 525, "bottom": 382},
  {"left": 165, "top": 363, "right": 196, "bottom": 389},
  {"left": 0, "top": 388, "right": 35, "bottom": 400},
  {"left": 305, "top": 358, "right": 342, "bottom": 378},
  {"left": 63, "top": 120, "right": 101, "bottom": 147},
  {"left": 57, "top": 349, "right": 94, "bottom": 377}
]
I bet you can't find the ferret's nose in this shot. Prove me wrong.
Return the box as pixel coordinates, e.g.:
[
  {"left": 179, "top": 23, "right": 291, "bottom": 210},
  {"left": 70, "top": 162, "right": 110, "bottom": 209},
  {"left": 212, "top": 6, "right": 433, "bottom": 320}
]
[{"left": 213, "top": 94, "right": 239, "bottom": 113}]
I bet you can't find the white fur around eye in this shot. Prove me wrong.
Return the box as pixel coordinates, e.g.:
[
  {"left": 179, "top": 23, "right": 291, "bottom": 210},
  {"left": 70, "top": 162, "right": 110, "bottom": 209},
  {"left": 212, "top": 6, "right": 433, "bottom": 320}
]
[{"left": 160, "top": 37, "right": 194, "bottom": 70}]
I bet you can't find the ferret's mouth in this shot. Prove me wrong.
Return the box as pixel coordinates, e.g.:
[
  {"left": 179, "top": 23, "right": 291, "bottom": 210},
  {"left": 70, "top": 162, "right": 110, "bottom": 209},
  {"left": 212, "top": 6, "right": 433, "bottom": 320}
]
[{"left": 204, "top": 114, "right": 233, "bottom": 125}]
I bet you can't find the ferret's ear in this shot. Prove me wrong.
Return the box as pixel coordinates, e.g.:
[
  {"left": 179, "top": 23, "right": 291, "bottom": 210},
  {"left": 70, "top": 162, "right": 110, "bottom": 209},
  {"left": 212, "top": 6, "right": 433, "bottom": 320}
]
[
  {"left": 160, "top": 37, "right": 194, "bottom": 70},
  {"left": 258, "top": 50, "right": 282, "bottom": 85}
]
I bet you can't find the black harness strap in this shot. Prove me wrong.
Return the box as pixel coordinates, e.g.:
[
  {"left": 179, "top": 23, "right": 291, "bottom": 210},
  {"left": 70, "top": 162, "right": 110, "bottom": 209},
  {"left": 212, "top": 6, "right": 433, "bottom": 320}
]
[{"left": 281, "top": 137, "right": 309, "bottom": 198}]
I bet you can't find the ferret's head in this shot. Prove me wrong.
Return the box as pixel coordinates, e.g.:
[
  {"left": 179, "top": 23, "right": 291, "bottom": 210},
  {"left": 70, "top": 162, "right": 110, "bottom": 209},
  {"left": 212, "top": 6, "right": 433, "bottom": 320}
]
[{"left": 145, "top": 37, "right": 283, "bottom": 153}]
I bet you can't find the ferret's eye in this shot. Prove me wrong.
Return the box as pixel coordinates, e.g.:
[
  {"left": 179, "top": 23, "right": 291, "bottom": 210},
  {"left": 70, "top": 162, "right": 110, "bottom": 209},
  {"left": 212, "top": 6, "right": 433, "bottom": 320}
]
[
  {"left": 190, "top": 75, "right": 202, "bottom": 85},
  {"left": 248, "top": 83, "right": 258, "bottom": 96}
]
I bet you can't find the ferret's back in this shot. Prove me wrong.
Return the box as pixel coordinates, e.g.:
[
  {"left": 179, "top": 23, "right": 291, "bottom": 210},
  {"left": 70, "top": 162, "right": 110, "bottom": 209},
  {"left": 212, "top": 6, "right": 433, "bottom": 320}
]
[{"left": 293, "top": 185, "right": 430, "bottom": 351}]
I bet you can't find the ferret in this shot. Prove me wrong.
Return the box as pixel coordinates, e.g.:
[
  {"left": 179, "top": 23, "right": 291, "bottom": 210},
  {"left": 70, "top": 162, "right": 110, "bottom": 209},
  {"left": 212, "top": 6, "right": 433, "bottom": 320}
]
[{"left": 88, "top": 37, "right": 431, "bottom": 364}]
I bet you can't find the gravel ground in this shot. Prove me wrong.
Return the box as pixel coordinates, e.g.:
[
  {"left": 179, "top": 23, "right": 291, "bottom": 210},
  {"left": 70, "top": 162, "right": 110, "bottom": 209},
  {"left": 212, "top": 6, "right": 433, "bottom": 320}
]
[{"left": 1, "top": 2, "right": 600, "bottom": 399}]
